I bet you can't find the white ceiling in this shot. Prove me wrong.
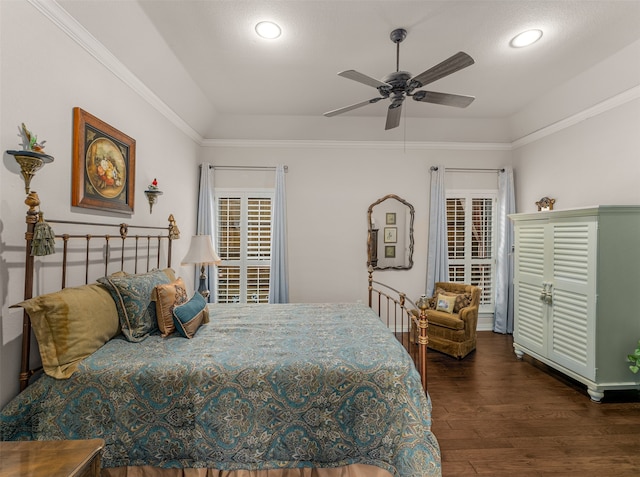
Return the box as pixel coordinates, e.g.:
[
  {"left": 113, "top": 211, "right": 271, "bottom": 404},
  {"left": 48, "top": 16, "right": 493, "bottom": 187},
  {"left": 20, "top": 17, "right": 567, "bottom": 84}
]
[{"left": 58, "top": 0, "right": 640, "bottom": 142}]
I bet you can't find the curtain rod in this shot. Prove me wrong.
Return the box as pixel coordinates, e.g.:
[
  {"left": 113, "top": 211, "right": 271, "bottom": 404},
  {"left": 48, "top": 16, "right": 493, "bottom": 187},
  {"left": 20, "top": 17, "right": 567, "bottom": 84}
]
[
  {"left": 206, "top": 165, "right": 288, "bottom": 172},
  {"left": 430, "top": 166, "right": 505, "bottom": 173}
]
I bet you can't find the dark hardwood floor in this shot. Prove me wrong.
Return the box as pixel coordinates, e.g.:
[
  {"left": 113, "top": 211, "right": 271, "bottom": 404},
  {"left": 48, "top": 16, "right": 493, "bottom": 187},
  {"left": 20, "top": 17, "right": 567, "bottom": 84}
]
[{"left": 424, "top": 331, "right": 640, "bottom": 476}]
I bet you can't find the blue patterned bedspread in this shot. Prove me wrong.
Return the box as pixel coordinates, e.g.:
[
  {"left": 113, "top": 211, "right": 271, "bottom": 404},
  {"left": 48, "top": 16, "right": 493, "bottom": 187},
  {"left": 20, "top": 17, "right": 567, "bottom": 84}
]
[{"left": 1, "top": 303, "right": 441, "bottom": 476}]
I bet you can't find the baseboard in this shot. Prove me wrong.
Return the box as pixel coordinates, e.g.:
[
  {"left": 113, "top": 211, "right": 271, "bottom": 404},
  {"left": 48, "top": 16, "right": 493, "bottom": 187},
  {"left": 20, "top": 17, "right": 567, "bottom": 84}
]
[{"left": 477, "top": 313, "right": 494, "bottom": 331}]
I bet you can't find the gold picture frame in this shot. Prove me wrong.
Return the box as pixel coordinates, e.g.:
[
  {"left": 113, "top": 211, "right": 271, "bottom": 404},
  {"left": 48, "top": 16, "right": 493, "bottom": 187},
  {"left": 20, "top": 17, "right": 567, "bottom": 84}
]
[{"left": 72, "top": 107, "right": 136, "bottom": 214}]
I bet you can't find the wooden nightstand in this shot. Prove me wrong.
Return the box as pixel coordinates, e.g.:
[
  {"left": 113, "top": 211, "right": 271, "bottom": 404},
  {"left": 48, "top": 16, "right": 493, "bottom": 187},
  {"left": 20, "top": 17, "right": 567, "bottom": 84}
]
[{"left": 0, "top": 439, "right": 104, "bottom": 477}]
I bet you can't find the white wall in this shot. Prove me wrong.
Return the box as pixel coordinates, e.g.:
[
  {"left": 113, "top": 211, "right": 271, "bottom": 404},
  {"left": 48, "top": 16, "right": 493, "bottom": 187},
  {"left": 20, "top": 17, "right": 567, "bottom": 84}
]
[
  {"left": 201, "top": 144, "right": 510, "bottom": 307},
  {"left": 510, "top": 37, "right": 640, "bottom": 212},
  {"left": 512, "top": 99, "right": 640, "bottom": 212},
  {"left": 0, "top": 1, "right": 200, "bottom": 408}
]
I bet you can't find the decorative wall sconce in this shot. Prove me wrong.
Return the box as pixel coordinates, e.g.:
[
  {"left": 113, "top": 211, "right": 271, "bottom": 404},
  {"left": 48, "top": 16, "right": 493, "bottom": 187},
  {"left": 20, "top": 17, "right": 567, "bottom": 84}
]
[
  {"left": 7, "top": 123, "right": 54, "bottom": 194},
  {"left": 144, "top": 178, "right": 162, "bottom": 213},
  {"left": 8, "top": 150, "right": 54, "bottom": 195}
]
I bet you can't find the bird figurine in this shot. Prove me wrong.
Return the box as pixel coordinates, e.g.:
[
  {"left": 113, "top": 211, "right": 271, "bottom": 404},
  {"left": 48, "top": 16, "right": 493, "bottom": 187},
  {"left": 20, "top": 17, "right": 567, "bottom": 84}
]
[{"left": 19, "top": 123, "right": 47, "bottom": 152}]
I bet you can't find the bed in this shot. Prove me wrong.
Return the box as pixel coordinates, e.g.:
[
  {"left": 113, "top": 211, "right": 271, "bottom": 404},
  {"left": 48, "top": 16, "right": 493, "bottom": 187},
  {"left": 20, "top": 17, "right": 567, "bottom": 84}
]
[{"left": 0, "top": 192, "right": 440, "bottom": 477}]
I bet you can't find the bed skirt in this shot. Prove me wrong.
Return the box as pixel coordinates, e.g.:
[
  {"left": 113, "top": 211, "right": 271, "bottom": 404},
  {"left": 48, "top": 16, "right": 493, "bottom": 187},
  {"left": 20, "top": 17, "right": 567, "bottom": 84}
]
[{"left": 102, "top": 464, "right": 392, "bottom": 477}]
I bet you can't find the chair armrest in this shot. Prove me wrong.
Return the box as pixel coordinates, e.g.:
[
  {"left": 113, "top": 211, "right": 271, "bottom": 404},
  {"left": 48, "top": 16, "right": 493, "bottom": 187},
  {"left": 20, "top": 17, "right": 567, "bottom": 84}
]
[
  {"left": 459, "top": 305, "right": 478, "bottom": 321},
  {"left": 459, "top": 305, "right": 479, "bottom": 336}
]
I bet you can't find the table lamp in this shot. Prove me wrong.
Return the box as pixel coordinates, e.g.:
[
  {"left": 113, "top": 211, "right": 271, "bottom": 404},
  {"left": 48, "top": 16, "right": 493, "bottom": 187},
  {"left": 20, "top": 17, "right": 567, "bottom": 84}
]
[{"left": 181, "top": 235, "right": 221, "bottom": 299}]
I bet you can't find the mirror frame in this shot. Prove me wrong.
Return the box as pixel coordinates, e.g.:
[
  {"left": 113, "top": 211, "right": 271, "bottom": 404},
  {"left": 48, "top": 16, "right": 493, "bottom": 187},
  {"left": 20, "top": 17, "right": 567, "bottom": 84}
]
[{"left": 367, "top": 194, "right": 415, "bottom": 270}]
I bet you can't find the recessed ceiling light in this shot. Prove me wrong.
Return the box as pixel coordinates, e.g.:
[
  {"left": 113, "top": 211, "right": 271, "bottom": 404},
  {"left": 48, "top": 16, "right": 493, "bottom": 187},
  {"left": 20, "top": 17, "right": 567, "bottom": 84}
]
[
  {"left": 510, "top": 29, "right": 543, "bottom": 48},
  {"left": 255, "top": 21, "right": 281, "bottom": 39}
]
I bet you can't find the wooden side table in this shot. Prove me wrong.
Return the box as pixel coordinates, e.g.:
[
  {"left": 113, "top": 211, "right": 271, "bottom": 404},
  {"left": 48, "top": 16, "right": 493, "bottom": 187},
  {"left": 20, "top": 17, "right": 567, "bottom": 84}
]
[{"left": 0, "top": 439, "right": 104, "bottom": 477}]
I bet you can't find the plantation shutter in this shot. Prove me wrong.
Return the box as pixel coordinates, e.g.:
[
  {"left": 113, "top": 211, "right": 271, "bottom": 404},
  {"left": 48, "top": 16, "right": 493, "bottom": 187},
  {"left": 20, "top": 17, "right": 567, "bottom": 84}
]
[
  {"left": 246, "top": 197, "right": 271, "bottom": 303},
  {"left": 215, "top": 191, "right": 273, "bottom": 303},
  {"left": 446, "top": 192, "right": 497, "bottom": 312}
]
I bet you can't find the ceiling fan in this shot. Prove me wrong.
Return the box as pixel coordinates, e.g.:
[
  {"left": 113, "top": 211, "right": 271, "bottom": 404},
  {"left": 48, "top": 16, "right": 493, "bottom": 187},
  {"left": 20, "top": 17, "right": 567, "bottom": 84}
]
[{"left": 324, "top": 28, "right": 476, "bottom": 130}]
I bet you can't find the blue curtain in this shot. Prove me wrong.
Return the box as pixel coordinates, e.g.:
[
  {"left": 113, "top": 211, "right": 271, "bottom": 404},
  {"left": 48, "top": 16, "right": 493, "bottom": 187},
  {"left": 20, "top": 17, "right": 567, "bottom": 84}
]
[
  {"left": 268, "top": 165, "right": 289, "bottom": 303},
  {"left": 426, "top": 166, "right": 449, "bottom": 297},
  {"left": 494, "top": 167, "right": 515, "bottom": 333},
  {"left": 197, "top": 163, "right": 216, "bottom": 302}
]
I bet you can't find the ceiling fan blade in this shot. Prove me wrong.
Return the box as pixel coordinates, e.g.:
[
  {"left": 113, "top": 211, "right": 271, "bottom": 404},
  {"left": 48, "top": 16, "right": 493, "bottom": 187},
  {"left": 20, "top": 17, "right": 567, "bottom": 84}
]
[
  {"left": 323, "top": 97, "right": 383, "bottom": 117},
  {"left": 338, "top": 70, "right": 389, "bottom": 88},
  {"left": 413, "top": 91, "right": 475, "bottom": 108},
  {"left": 410, "top": 52, "right": 475, "bottom": 87},
  {"left": 385, "top": 103, "right": 403, "bottom": 130}
]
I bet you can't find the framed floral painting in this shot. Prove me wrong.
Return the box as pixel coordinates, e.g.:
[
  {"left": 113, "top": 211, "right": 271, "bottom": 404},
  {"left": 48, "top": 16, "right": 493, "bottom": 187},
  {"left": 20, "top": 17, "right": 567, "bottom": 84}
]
[{"left": 72, "top": 107, "right": 135, "bottom": 214}]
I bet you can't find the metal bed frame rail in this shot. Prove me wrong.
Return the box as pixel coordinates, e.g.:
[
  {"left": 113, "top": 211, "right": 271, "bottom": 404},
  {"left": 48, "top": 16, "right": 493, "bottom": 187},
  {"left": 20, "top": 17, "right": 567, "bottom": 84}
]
[{"left": 367, "top": 267, "right": 429, "bottom": 391}]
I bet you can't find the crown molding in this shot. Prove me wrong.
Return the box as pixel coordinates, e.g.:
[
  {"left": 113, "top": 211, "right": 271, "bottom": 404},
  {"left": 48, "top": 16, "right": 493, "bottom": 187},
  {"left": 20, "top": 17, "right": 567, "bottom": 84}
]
[
  {"left": 27, "top": 0, "right": 203, "bottom": 143},
  {"left": 511, "top": 84, "right": 640, "bottom": 149},
  {"left": 200, "top": 139, "right": 513, "bottom": 151}
]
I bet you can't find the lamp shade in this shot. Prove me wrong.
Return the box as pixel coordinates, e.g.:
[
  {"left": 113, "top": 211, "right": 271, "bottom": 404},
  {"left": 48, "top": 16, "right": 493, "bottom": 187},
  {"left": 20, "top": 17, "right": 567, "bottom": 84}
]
[{"left": 181, "top": 235, "right": 221, "bottom": 265}]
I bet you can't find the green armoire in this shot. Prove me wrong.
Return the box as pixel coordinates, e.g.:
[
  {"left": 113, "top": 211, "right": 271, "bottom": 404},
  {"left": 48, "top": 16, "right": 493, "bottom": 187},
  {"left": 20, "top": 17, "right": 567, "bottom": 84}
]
[{"left": 510, "top": 206, "right": 640, "bottom": 402}]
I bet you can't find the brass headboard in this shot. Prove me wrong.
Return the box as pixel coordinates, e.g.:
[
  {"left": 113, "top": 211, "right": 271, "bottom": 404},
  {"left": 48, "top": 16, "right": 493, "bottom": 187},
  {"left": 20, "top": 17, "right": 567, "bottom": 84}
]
[{"left": 19, "top": 191, "right": 180, "bottom": 391}]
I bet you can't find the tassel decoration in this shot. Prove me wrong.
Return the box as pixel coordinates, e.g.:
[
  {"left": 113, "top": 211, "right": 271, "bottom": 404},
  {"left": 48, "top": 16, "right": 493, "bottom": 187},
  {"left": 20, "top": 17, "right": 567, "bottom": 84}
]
[{"left": 31, "top": 212, "right": 56, "bottom": 256}]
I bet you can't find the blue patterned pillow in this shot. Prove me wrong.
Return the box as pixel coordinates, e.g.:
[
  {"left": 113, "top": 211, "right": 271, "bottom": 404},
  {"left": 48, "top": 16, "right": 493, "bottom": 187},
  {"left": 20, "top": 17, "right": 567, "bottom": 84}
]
[
  {"left": 173, "top": 292, "right": 208, "bottom": 338},
  {"left": 98, "top": 269, "right": 170, "bottom": 342}
]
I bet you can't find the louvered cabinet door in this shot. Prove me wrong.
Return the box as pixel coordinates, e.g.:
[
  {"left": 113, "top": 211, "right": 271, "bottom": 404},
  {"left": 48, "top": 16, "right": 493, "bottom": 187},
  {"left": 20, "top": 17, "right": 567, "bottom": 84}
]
[
  {"left": 513, "top": 222, "right": 547, "bottom": 357},
  {"left": 547, "top": 219, "right": 597, "bottom": 379}
]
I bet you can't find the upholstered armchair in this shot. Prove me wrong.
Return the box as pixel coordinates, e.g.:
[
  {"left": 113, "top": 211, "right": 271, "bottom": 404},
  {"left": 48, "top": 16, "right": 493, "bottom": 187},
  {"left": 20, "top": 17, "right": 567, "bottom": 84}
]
[{"left": 413, "top": 282, "right": 481, "bottom": 359}]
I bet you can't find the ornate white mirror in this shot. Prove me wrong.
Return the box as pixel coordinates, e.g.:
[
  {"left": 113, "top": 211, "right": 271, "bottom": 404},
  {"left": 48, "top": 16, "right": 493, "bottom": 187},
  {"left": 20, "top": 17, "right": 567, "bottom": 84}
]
[{"left": 367, "top": 194, "right": 414, "bottom": 270}]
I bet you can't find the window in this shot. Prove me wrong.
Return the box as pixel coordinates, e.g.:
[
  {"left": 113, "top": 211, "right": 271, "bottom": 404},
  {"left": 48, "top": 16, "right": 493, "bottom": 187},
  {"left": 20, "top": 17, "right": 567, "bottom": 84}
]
[
  {"left": 215, "top": 190, "right": 273, "bottom": 303},
  {"left": 446, "top": 190, "right": 497, "bottom": 312}
]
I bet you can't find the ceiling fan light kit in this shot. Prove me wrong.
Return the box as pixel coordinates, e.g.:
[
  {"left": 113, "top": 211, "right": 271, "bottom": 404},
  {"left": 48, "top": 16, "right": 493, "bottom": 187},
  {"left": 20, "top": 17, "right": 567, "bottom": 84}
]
[{"left": 324, "top": 28, "right": 476, "bottom": 130}]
